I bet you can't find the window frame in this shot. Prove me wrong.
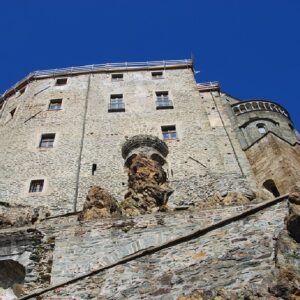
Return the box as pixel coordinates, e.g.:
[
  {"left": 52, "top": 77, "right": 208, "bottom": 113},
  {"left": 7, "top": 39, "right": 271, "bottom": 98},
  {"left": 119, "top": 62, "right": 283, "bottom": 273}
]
[
  {"left": 39, "top": 133, "right": 56, "bottom": 148},
  {"left": 29, "top": 179, "right": 44, "bottom": 193},
  {"left": 55, "top": 78, "right": 68, "bottom": 86},
  {"left": 108, "top": 94, "right": 125, "bottom": 112},
  {"left": 111, "top": 73, "right": 124, "bottom": 81},
  {"left": 161, "top": 125, "right": 177, "bottom": 140},
  {"left": 48, "top": 99, "right": 63, "bottom": 111},
  {"left": 156, "top": 91, "right": 173, "bottom": 109}
]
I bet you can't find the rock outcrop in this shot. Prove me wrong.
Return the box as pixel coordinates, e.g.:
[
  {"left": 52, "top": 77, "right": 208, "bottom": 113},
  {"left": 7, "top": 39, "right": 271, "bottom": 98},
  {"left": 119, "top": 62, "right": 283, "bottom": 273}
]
[
  {"left": 195, "top": 191, "right": 251, "bottom": 210},
  {"left": 78, "top": 186, "right": 122, "bottom": 221},
  {"left": 121, "top": 154, "right": 173, "bottom": 216},
  {"left": 0, "top": 202, "right": 50, "bottom": 229},
  {"left": 270, "top": 184, "right": 300, "bottom": 299}
]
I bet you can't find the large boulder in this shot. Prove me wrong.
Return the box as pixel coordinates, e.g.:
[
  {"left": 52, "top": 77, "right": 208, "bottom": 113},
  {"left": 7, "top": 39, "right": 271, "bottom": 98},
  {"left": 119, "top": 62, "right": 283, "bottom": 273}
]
[{"left": 78, "top": 186, "right": 122, "bottom": 221}]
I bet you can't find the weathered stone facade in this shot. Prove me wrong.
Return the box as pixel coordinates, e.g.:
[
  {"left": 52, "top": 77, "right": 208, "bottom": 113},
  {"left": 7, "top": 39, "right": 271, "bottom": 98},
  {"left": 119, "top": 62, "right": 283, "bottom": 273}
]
[{"left": 0, "top": 59, "right": 299, "bottom": 299}]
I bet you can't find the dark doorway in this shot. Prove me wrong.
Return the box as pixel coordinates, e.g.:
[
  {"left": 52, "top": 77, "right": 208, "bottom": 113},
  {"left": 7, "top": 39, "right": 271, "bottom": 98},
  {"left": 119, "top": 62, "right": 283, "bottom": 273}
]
[{"left": 263, "top": 179, "right": 280, "bottom": 197}]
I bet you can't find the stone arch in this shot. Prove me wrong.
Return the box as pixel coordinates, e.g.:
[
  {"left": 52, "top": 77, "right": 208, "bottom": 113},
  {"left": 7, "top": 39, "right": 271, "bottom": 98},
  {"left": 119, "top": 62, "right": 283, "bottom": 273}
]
[{"left": 263, "top": 179, "right": 280, "bottom": 197}]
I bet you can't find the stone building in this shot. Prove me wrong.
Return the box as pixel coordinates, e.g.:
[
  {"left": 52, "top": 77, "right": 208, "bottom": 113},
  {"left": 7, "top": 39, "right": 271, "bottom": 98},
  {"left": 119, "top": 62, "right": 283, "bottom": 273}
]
[{"left": 0, "top": 59, "right": 300, "bottom": 299}]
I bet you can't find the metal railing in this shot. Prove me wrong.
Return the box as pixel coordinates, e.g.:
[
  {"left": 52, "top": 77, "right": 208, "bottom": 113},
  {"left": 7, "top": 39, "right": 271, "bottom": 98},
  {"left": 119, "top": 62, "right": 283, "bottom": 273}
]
[
  {"left": 1, "top": 59, "right": 193, "bottom": 100},
  {"left": 197, "top": 81, "right": 220, "bottom": 91},
  {"left": 232, "top": 100, "right": 290, "bottom": 119},
  {"left": 108, "top": 102, "right": 125, "bottom": 112},
  {"left": 156, "top": 99, "right": 174, "bottom": 109}
]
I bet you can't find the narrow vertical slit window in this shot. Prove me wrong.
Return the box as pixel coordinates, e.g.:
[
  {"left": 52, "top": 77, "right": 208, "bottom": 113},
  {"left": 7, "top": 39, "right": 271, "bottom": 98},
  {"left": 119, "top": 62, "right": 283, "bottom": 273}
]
[
  {"left": 92, "top": 164, "right": 97, "bottom": 175},
  {"left": 10, "top": 108, "right": 16, "bottom": 118}
]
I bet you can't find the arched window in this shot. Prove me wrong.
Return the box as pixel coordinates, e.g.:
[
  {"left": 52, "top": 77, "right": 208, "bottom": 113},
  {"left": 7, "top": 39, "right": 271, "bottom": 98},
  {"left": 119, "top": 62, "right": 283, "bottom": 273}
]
[
  {"left": 257, "top": 123, "right": 267, "bottom": 134},
  {"left": 263, "top": 179, "right": 280, "bottom": 197}
]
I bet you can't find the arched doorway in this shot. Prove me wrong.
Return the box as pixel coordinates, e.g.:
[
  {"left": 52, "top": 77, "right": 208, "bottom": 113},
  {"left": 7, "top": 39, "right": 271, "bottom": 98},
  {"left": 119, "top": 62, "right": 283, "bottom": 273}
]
[{"left": 263, "top": 179, "right": 280, "bottom": 197}]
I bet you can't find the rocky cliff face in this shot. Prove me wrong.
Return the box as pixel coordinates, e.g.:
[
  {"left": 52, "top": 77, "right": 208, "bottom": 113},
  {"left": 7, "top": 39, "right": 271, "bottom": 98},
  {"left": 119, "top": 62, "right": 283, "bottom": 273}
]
[{"left": 121, "top": 154, "right": 173, "bottom": 216}]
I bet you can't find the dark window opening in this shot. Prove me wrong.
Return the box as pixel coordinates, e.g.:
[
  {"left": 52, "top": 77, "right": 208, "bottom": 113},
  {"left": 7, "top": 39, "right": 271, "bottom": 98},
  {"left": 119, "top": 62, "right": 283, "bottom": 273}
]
[
  {"left": 40, "top": 133, "right": 55, "bottom": 148},
  {"left": 10, "top": 108, "right": 16, "bottom": 118},
  {"left": 257, "top": 123, "right": 267, "bottom": 134},
  {"left": 55, "top": 78, "right": 68, "bottom": 86},
  {"left": 92, "top": 164, "right": 97, "bottom": 175},
  {"left": 49, "top": 99, "right": 62, "bottom": 110},
  {"left": 152, "top": 71, "right": 163, "bottom": 79},
  {"left": 162, "top": 125, "right": 177, "bottom": 140},
  {"left": 112, "top": 74, "right": 123, "bottom": 81},
  {"left": 289, "top": 123, "right": 295, "bottom": 131},
  {"left": 29, "top": 180, "right": 44, "bottom": 193},
  {"left": 263, "top": 179, "right": 280, "bottom": 197}
]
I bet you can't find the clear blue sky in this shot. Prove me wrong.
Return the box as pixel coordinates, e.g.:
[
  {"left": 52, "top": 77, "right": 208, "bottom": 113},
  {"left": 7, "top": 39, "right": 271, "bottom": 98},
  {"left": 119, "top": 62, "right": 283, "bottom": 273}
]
[{"left": 1, "top": 0, "right": 299, "bottom": 127}]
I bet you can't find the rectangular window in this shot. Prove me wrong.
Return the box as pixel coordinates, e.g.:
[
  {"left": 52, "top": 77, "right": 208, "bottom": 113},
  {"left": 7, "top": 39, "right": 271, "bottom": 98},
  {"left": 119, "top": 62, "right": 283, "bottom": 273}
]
[
  {"left": 156, "top": 91, "right": 173, "bottom": 109},
  {"left": 152, "top": 71, "right": 163, "bottom": 79},
  {"left": 55, "top": 78, "right": 68, "bottom": 86},
  {"left": 48, "top": 99, "right": 62, "bottom": 110},
  {"left": 29, "top": 180, "right": 44, "bottom": 193},
  {"left": 111, "top": 74, "right": 123, "bottom": 81},
  {"left": 161, "top": 125, "right": 177, "bottom": 140},
  {"left": 108, "top": 94, "right": 125, "bottom": 112},
  {"left": 40, "top": 133, "right": 55, "bottom": 148}
]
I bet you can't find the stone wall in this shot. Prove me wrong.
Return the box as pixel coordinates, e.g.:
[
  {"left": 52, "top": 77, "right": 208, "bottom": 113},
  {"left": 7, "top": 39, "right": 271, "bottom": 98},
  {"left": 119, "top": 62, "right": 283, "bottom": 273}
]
[
  {"left": 20, "top": 201, "right": 287, "bottom": 299},
  {"left": 0, "top": 65, "right": 257, "bottom": 215},
  {"left": 245, "top": 132, "right": 300, "bottom": 195}
]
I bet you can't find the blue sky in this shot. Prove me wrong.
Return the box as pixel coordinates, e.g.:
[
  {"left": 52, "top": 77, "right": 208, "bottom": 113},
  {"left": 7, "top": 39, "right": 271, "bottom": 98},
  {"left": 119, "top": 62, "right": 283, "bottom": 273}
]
[{"left": 0, "top": 0, "right": 299, "bottom": 127}]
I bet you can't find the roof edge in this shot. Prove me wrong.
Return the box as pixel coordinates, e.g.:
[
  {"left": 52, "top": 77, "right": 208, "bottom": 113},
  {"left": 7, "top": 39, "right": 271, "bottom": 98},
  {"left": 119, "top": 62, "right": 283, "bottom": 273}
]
[{"left": 1, "top": 59, "right": 193, "bottom": 100}]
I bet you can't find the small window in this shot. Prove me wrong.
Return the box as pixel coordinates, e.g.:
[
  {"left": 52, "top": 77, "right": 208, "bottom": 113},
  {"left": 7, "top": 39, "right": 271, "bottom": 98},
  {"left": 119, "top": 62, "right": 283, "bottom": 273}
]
[
  {"left": 257, "top": 123, "right": 266, "bottom": 134},
  {"left": 40, "top": 133, "right": 55, "bottom": 148},
  {"left": 152, "top": 71, "right": 163, "bottom": 79},
  {"left": 156, "top": 91, "right": 169, "bottom": 101},
  {"left": 289, "top": 123, "right": 295, "bottom": 131},
  {"left": 111, "top": 74, "right": 123, "bottom": 81},
  {"left": 48, "top": 99, "right": 62, "bottom": 111},
  {"left": 55, "top": 78, "right": 67, "bottom": 86},
  {"left": 108, "top": 94, "right": 125, "bottom": 112},
  {"left": 156, "top": 91, "right": 173, "bottom": 109},
  {"left": 10, "top": 108, "right": 16, "bottom": 118},
  {"left": 162, "top": 125, "right": 177, "bottom": 140},
  {"left": 29, "top": 180, "right": 44, "bottom": 193}
]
